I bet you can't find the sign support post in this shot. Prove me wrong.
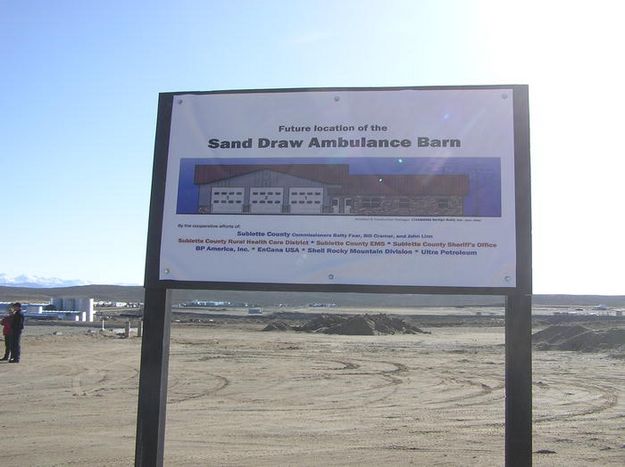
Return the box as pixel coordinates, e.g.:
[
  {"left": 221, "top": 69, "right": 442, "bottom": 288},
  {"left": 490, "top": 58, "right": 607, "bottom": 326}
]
[
  {"left": 505, "top": 83, "right": 532, "bottom": 466},
  {"left": 135, "top": 287, "right": 171, "bottom": 467},
  {"left": 505, "top": 293, "right": 532, "bottom": 466}
]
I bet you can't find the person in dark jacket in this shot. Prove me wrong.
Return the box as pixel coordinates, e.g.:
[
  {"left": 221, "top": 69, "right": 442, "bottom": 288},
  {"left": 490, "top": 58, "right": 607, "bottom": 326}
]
[
  {"left": 0, "top": 304, "right": 13, "bottom": 361},
  {"left": 9, "top": 302, "right": 24, "bottom": 363}
]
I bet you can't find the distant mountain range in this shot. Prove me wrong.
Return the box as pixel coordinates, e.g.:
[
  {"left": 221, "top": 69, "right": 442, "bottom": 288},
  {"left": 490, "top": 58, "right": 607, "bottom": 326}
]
[
  {"left": 1, "top": 282, "right": 624, "bottom": 308},
  {"left": 0, "top": 273, "right": 90, "bottom": 288}
]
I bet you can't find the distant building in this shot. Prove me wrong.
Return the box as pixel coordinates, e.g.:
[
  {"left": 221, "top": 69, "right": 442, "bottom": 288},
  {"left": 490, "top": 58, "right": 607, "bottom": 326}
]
[
  {"left": 51, "top": 297, "right": 95, "bottom": 322},
  {"left": 95, "top": 300, "right": 131, "bottom": 307}
]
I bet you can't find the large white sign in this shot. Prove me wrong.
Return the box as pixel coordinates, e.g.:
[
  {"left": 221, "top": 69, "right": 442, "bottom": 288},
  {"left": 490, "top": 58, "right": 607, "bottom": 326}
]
[{"left": 158, "top": 88, "right": 517, "bottom": 288}]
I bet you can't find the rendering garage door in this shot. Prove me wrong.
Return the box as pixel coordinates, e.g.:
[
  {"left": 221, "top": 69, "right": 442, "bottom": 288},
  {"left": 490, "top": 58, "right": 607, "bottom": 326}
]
[
  {"left": 250, "top": 187, "right": 284, "bottom": 213},
  {"left": 289, "top": 187, "right": 323, "bottom": 214},
  {"left": 211, "top": 187, "right": 244, "bottom": 213}
]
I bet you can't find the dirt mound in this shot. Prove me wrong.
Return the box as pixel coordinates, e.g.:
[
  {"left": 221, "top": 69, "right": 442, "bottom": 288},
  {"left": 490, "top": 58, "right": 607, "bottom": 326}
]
[
  {"left": 295, "top": 313, "right": 428, "bottom": 336},
  {"left": 297, "top": 314, "right": 345, "bottom": 333},
  {"left": 262, "top": 321, "right": 292, "bottom": 332},
  {"left": 533, "top": 325, "right": 625, "bottom": 352},
  {"left": 532, "top": 325, "right": 590, "bottom": 344},
  {"left": 324, "top": 315, "right": 377, "bottom": 335}
]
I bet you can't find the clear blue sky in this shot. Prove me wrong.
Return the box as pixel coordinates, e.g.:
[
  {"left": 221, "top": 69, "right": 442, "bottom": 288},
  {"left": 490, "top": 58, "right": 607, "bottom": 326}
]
[{"left": 1, "top": 1, "right": 624, "bottom": 294}]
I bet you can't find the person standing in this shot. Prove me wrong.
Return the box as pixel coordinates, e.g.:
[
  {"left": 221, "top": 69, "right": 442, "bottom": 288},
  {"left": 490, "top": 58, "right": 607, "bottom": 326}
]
[
  {"left": 9, "top": 302, "right": 24, "bottom": 363},
  {"left": 0, "top": 304, "right": 13, "bottom": 361}
]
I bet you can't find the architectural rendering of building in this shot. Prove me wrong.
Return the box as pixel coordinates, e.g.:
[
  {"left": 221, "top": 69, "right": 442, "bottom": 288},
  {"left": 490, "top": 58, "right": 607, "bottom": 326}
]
[{"left": 193, "top": 164, "right": 470, "bottom": 216}]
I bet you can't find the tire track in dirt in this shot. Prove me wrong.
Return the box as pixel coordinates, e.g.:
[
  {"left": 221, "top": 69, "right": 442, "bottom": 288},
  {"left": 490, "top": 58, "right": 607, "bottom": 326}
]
[
  {"left": 167, "top": 351, "right": 411, "bottom": 412},
  {"left": 71, "top": 359, "right": 139, "bottom": 397},
  {"left": 427, "top": 374, "right": 505, "bottom": 408},
  {"left": 168, "top": 373, "right": 230, "bottom": 403},
  {"left": 168, "top": 338, "right": 500, "bottom": 415},
  {"left": 534, "top": 377, "right": 619, "bottom": 422},
  {"left": 167, "top": 338, "right": 510, "bottom": 418},
  {"left": 54, "top": 339, "right": 140, "bottom": 397},
  {"left": 225, "top": 357, "right": 410, "bottom": 412}
]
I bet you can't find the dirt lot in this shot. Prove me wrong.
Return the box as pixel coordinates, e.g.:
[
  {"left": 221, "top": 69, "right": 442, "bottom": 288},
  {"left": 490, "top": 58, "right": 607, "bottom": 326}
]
[{"left": 1, "top": 314, "right": 624, "bottom": 466}]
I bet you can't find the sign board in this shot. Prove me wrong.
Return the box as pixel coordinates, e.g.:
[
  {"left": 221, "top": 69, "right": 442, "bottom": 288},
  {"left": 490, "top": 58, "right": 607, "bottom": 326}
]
[
  {"left": 138, "top": 86, "right": 532, "bottom": 467},
  {"left": 146, "top": 86, "right": 530, "bottom": 294}
]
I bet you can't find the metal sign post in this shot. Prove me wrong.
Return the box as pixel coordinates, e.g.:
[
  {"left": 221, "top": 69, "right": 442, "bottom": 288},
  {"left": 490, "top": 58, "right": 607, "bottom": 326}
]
[
  {"left": 505, "top": 293, "right": 533, "bottom": 467},
  {"left": 135, "top": 288, "right": 171, "bottom": 467},
  {"left": 504, "top": 87, "right": 533, "bottom": 466}
]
